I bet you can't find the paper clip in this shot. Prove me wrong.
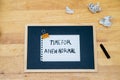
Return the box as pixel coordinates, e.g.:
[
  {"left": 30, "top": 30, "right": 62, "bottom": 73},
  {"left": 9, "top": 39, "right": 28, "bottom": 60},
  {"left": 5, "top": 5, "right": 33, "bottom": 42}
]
[{"left": 41, "top": 29, "right": 49, "bottom": 39}]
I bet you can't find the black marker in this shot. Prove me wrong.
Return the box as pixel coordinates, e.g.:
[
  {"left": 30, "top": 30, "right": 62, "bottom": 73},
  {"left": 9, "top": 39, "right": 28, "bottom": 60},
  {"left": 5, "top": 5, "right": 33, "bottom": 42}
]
[{"left": 100, "top": 44, "right": 111, "bottom": 59}]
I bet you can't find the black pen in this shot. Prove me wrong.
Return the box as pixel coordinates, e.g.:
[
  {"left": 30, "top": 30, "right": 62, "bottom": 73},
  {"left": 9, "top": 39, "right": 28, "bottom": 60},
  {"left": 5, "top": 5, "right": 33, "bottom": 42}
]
[{"left": 100, "top": 44, "right": 111, "bottom": 59}]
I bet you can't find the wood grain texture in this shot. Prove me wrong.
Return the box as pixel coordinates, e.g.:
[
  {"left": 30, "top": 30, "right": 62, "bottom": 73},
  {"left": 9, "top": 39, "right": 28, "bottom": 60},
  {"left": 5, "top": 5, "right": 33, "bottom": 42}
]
[{"left": 0, "top": 0, "right": 120, "bottom": 80}]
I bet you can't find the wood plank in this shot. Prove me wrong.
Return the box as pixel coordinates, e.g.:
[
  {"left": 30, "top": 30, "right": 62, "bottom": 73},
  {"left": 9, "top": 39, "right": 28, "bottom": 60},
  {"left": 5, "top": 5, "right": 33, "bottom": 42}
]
[{"left": 0, "top": 29, "right": 120, "bottom": 44}]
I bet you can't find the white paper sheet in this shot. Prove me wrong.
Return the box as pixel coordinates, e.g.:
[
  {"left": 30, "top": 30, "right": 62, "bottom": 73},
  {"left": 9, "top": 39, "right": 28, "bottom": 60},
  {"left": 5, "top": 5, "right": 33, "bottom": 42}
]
[{"left": 40, "top": 35, "right": 80, "bottom": 62}]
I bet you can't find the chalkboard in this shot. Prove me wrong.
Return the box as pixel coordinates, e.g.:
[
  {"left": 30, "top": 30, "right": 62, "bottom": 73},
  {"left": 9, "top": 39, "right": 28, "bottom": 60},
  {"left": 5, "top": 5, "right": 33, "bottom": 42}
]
[{"left": 25, "top": 25, "right": 97, "bottom": 72}]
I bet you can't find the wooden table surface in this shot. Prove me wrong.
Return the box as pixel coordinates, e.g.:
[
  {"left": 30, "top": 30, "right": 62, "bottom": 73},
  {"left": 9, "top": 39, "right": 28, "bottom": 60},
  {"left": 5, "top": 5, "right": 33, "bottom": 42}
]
[{"left": 0, "top": 0, "right": 120, "bottom": 80}]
